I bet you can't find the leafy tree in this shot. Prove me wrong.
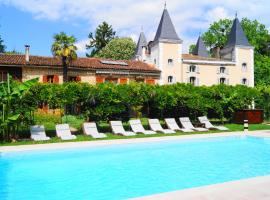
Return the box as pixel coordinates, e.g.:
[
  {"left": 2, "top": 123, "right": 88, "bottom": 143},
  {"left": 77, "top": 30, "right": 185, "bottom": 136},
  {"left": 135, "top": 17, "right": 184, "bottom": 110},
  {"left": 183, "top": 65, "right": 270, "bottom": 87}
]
[
  {"left": 96, "top": 37, "right": 136, "bottom": 60},
  {"left": 254, "top": 54, "right": 270, "bottom": 86},
  {"left": 5, "top": 49, "right": 22, "bottom": 55},
  {"left": 0, "top": 35, "right": 5, "bottom": 53},
  {"left": 202, "top": 19, "right": 232, "bottom": 51},
  {"left": 189, "top": 44, "right": 196, "bottom": 54},
  {"left": 86, "top": 22, "right": 116, "bottom": 57},
  {"left": 202, "top": 18, "right": 269, "bottom": 55},
  {"left": 51, "top": 32, "right": 77, "bottom": 83}
]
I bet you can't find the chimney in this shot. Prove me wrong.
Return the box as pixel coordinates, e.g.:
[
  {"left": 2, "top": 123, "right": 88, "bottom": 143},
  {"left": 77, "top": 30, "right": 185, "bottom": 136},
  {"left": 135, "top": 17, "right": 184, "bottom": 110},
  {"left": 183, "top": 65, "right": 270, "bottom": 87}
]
[{"left": 25, "top": 45, "right": 30, "bottom": 62}]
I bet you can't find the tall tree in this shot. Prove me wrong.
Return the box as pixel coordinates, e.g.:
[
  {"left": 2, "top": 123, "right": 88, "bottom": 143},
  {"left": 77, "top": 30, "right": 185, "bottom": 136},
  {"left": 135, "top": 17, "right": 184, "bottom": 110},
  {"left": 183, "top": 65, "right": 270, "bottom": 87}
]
[
  {"left": 86, "top": 22, "right": 116, "bottom": 57},
  {"left": 96, "top": 37, "right": 136, "bottom": 60},
  {"left": 0, "top": 35, "right": 5, "bottom": 53},
  {"left": 189, "top": 44, "right": 196, "bottom": 54},
  {"left": 51, "top": 32, "right": 77, "bottom": 83},
  {"left": 202, "top": 18, "right": 269, "bottom": 55}
]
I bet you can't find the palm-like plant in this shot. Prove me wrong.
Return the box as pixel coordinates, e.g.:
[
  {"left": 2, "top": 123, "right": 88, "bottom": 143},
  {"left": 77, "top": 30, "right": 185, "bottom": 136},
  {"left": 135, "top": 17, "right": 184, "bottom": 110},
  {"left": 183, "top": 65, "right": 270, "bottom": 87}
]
[{"left": 51, "top": 32, "right": 78, "bottom": 82}]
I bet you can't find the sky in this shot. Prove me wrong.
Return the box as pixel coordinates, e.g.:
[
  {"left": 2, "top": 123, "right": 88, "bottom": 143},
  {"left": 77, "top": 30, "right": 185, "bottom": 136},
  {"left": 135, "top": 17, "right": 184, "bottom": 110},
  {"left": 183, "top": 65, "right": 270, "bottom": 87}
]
[{"left": 0, "top": 0, "right": 269, "bottom": 57}]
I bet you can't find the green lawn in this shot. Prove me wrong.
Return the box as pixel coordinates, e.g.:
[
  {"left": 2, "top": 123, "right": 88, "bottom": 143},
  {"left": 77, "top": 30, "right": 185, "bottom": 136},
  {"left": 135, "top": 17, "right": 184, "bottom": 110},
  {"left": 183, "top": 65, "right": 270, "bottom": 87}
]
[{"left": 1, "top": 114, "right": 270, "bottom": 147}]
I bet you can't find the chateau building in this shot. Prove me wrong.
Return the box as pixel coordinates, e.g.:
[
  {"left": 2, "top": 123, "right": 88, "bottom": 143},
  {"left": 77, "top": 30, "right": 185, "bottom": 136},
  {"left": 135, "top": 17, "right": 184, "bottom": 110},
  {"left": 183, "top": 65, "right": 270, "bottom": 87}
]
[
  {"left": 135, "top": 8, "right": 254, "bottom": 87},
  {"left": 0, "top": 7, "right": 254, "bottom": 87}
]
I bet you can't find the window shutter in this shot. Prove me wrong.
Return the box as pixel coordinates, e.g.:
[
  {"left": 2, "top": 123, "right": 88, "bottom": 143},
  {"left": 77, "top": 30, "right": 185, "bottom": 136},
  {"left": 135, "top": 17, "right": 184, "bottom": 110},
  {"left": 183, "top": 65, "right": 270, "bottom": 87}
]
[
  {"left": 42, "top": 75, "right": 48, "bottom": 83},
  {"left": 196, "top": 66, "right": 200, "bottom": 73},
  {"left": 96, "top": 77, "right": 104, "bottom": 84},
  {"left": 186, "top": 77, "right": 190, "bottom": 83},
  {"left": 196, "top": 78, "right": 200, "bottom": 86},
  {"left": 217, "top": 67, "right": 220, "bottom": 74},
  {"left": 186, "top": 66, "right": 190, "bottom": 73},
  {"left": 146, "top": 79, "right": 155, "bottom": 85},
  {"left": 76, "top": 76, "right": 81, "bottom": 82},
  {"left": 226, "top": 68, "right": 229, "bottom": 75},
  {"left": 217, "top": 78, "right": 220, "bottom": 84},
  {"left": 53, "top": 75, "right": 59, "bottom": 84},
  {"left": 226, "top": 79, "right": 230, "bottom": 85},
  {"left": 119, "top": 78, "right": 128, "bottom": 84}
]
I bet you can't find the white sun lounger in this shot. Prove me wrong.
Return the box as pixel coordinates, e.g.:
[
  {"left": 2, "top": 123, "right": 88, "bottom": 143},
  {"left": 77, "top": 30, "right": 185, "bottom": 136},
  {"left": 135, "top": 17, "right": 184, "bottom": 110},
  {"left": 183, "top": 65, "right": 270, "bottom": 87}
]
[
  {"left": 30, "top": 125, "right": 50, "bottom": 141},
  {"left": 165, "top": 118, "right": 193, "bottom": 132},
  {"left": 148, "top": 119, "right": 175, "bottom": 134},
  {"left": 83, "top": 122, "right": 107, "bottom": 139},
  {"left": 129, "top": 119, "right": 156, "bottom": 135},
  {"left": 179, "top": 117, "right": 208, "bottom": 132},
  {"left": 198, "top": 116, "right": 229, "bottom": 131},
  {"left": 56, "top": 124, "right": 77, "bottom": 140},
  {"left": 110, "top": 121, "right": 136, "bottom": 136}
]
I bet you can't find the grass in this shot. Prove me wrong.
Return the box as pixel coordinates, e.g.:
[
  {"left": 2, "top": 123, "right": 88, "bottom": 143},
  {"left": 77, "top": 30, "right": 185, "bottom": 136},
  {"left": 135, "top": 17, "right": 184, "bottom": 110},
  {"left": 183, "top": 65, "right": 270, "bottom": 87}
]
[{"left": 1, "top": 113, "right": 270, "bottom": 147}]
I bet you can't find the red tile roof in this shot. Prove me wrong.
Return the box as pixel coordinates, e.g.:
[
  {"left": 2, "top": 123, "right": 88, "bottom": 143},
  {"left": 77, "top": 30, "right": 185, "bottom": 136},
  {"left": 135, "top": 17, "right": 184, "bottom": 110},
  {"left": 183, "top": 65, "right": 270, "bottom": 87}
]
[{"left": 0, "top": 54, "right": 160, "bottom": 73}]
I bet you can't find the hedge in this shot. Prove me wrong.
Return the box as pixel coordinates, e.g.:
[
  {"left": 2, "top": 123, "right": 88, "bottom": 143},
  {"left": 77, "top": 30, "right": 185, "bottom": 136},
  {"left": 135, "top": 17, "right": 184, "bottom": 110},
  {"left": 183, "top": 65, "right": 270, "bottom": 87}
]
[{"left": 24, "top": 82, "right": 260, "bottom": 122}]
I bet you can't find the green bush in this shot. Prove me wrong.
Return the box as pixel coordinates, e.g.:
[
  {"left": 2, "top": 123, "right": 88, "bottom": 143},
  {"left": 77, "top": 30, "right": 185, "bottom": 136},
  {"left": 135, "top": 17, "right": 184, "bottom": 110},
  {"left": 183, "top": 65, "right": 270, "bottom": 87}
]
[{"left": 24, "top": 82, "right": 261, "bottom": 122}]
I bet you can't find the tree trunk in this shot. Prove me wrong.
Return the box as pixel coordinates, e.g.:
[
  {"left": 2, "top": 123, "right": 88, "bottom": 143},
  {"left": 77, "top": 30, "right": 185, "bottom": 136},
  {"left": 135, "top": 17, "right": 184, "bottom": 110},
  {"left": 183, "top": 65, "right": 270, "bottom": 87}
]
[{"left": 62, "top": 56, "right": 68, "bottom": 83}]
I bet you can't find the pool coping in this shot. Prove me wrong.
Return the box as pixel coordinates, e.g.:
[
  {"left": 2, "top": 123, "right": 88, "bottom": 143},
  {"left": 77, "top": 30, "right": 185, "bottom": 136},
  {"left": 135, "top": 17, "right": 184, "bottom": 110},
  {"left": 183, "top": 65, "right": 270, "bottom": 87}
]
[{"left": 0, "top": 130, "right": 270, "bottom": 153}]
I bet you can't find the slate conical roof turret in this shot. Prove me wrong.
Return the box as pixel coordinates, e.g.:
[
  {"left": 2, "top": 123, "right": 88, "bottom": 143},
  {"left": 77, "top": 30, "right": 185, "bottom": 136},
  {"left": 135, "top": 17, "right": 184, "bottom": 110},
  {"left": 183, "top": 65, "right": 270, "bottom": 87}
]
[
  {"left": 193, "top": 36, "right": 209, "bottom": 57},
  {"left": 153, "top": 8, "right": 182, "bottom": 43},
  {"left": 225, "top": 17, "right": 252, "bottom": 48},
  {"left": 135, "top": 32, "right": 148, "bottom": 57}
]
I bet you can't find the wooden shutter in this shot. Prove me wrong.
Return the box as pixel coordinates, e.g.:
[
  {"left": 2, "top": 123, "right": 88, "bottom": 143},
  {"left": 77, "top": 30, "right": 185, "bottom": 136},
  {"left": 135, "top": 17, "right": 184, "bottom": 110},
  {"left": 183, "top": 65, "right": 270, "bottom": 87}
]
[
  {"left": 146, "top": 79, "right": 155, "bottom": 85},
  {"left": 119, "top": 78, "right": 128, "bottom": 84},
  {"left": 42, "top": 75, "right": 48, "bottom": 83},
  {"left": 96, "top": 77, "right": 104, "bottom": 84},
  {"left": 76, "top": 76, "right": 81, "bottom": 82},
  {"left": 53, "top": 75, "right": 59, "bottom": 84}
]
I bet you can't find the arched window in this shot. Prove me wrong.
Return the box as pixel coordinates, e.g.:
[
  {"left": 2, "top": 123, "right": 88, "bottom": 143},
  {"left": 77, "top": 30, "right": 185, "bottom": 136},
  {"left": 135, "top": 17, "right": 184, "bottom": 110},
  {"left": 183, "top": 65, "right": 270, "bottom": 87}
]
[
  {"left": 220, "top": 66, "right": 226, "bottom": 74},
  {"left": 242, "top": 78, "right": 248, "bottom": 85},
  {"left": 189, "top": 76, "right": 196, "bottom": 85},
  {"left": 189, "top": 65, "right": 196, "bottom": 72},
  {"left": 242, "top": 63, "right": 247, "bottom": 72},
  {"left": 220, "top": 77, "right": 226, "bottom": 84},
  {"left": 168, "top": 76, "right": 174, "bottom": 83}
]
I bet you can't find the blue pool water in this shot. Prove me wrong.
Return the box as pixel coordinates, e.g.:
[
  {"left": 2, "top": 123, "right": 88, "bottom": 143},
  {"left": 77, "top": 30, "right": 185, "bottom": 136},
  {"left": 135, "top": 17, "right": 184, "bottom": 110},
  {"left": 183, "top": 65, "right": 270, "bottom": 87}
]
[{"left": 1, "top": 136, "right": 270, "bottom": 200}]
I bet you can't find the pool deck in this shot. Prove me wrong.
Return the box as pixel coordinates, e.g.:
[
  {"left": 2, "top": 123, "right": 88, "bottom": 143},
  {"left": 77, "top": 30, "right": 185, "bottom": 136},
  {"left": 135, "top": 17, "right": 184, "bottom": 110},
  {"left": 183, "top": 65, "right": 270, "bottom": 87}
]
[{"left": 1, "top": 130, "right": 270, "bottom": 200}]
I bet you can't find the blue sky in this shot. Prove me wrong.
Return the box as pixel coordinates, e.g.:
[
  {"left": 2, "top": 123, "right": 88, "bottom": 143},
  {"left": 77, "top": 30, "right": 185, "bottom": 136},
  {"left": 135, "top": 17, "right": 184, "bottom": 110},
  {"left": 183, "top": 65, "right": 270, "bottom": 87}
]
[{"left": 0, "top": 0, "right": 269, "bottom": 57}]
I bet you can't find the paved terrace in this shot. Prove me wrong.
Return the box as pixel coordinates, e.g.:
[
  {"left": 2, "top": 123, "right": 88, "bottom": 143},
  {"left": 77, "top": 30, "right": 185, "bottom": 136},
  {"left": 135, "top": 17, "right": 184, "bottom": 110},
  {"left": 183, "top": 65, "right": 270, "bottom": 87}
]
[{"left": 1, "top": 130, "right": 270, "bottom": 200}]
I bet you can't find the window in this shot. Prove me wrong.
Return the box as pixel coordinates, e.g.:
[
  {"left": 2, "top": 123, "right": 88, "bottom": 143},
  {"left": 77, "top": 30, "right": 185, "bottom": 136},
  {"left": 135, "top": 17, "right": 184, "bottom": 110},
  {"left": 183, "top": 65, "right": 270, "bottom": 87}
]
[
  {"left": 47, "top": 75, "right": 54, "bottom": 83},
  {"left": 68, "top": 76, "right": 81, "bottom": 82},
  {"left": 242, "top": 78, "right": 248, "bottom": 85},
  {"left": 168, "top": 76, "right": 174, "bottom": 83},
  {"left": 105, "top": 78, "right": 118, "bottom": 84},
  {"left": 154, "top": 59, "right": 157, "bottom": 65},
  {"left": 220, "top": 78, "right": 226, "bottom": 84},
  {"left": 189, "top": 77, "right": 196, "bottom": 85},
  {"left": 189, "top": 65, "right": 196, "bottom": 72},
  {"left": 168, "top": 59, "right": 173, "bottom": 66},
  {"left": 220, "top": 67, "right": 226, "bottom": 74},
  {"left": 0, "top": 71, "right": 7, "bottom": 82},
  {"left": 242, "top": 63, "right": 247, "bottom": 72}
]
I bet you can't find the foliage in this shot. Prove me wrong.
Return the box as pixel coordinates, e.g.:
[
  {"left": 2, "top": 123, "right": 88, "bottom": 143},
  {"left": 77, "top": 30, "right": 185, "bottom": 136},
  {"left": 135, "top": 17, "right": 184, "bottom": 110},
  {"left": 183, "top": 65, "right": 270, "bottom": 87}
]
[
  {"left": 24, "top": 82, "right": 260, "bottom": 123},
  {"left": 254, "top": 54, "right": 270, "bottom": 86},
  {"left": 0, "top": 35, "right": 5, "bottom": 53},
  {"left": 96, "top": 37, "right": 136, "bottom": 60},
  {"left": 202, "top": 19, "right": 232, "bottom": 50},
  {"left": 86, "top": 22, "right": 116, "bottom": 57},
  {"left": 0, "top": 76, "right": 38, "bottom": 141},
  {"left": 189, "top": 44, "right": 196, "bottom": 54},
  {"left": 4, "top": 49, "right": 22, "bottom": 55}
]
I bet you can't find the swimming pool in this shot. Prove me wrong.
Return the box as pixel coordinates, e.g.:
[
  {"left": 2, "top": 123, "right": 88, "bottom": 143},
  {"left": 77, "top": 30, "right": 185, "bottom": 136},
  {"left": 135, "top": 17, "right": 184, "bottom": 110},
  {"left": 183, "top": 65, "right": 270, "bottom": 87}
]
[{"left": 1, "top": 136, "right": 270, "bottom": 200}]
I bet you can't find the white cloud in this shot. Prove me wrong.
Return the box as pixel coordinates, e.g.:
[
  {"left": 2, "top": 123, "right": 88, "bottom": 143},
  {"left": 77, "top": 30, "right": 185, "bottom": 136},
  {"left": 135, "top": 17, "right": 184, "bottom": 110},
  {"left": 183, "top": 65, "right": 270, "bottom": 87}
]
[
  {"left": 1, "top": 0, "right": 270, "bottom": 53},
  {"left": 75, "top": 39, "right": 89, "bottom": 55}
]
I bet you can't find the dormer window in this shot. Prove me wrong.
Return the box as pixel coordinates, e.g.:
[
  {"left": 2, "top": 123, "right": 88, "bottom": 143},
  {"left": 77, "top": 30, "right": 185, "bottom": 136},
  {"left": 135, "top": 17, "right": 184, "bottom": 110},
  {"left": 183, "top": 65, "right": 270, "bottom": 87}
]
[
  {"left": 242, "top": 63, "right": 247, "bottom": 72},
  {"left": 168, "top": 59, "right": 173, "bottom": 66},
  {"left": 189, "top": 65, "right": 196, "bottom": 72}
]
